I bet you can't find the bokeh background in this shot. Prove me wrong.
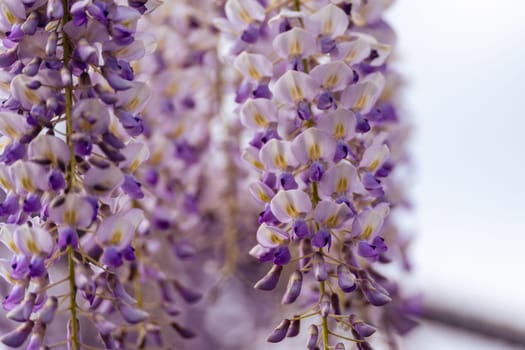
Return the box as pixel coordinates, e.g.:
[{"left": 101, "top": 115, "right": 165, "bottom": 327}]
[{"left": 387, "top": 0, "right": 525, "bottom": 348}]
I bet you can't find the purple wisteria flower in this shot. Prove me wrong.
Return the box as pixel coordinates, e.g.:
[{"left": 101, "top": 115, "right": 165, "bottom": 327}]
[
  {"left": 122, "top": 1, "right": 225, "bottom": 345},
  {"left": 0, "top": 0, "right": 159, "bottom": 348},
  {"left": 218, "top": 0, "right": 419, "bottom": 348}
]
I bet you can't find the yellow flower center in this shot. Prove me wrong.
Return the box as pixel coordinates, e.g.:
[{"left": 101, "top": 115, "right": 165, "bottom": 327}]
[
  {"left": 361, "top": 225, "right": 373, "bottom": 240},
  {"left": 109, "top": 230, "right": 123, "bottom": 246},
  {"left": 334, "top": 123, "right": 345, "bottom": 139},
  {"left": 285, "top": 204, "right": 299, "bottom": 218},
  {"left": 274, "top": 154, "right": 287, "bottom": 170},
  {"left": 309, "top": 143, "right": 321, "bottom": 160},
  {"left": 336, "top": 176, "right": 348, "bottom": 194},
  {"left": 254, "top": 113, "right": 267, "bottom": 128}
]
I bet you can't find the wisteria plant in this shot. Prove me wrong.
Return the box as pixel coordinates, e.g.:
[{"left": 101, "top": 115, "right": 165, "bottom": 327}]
[{"left": 0, "top": 0, "right": 418, "bottom": 349}]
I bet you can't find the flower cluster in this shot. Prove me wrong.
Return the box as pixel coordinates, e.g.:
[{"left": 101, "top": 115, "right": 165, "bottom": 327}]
[
  {"left": 0, "top": 0, "right": 158, "bottom": 348},
  {"left": 0, "top": 0, "right": 417, "bottom": 348},
  {"left": 218, "top": 0, "right": 418, "bottom": 348},
  {"left": 123, "top": 1, "right": 225, "bottom": 345}
]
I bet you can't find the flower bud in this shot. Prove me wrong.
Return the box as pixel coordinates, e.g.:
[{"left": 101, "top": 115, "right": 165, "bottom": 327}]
[
  {"left": 170, "top": 322, "right": 196, "bottom": 339},
  {"left": 173, "top": 280, "right": 202, "bottom": 304},
  {"left": 7, "top": 292, "right": 35, "bottom": 322},
  {"left": 360, "top": 279, "right": 392, "bottom": 306},
  {"left": 37, "top": 296, "right": 58, "bottom": 324},
  {"left": 299, "top": 238, "right": 313, "bottom": 269},
  {"left": 1, "top": 321, "right": 34, "bottom": 347},
  {"left": 313, "top": 252, "right": 327, "bottom": 281},
  {"left": 254, "top": 264, "right": 283, "bottom": 291},
  {"left": 266, "top": 319, "right": 291, "bottom": 343},
  {"left": 331, "top": 292, "right": 341, "bottom": 315},
  {"left": 118, "top": 303, "right": 149, "bottom": 324},
  {"left": 281, "top": 271, "right": 302, "bottom": 304},
  {"left": 306, "top": 325, "right": 318, "bottom": 350},
  {"left": 353, "top": 320, "right": 377, "bottom": 338},
  {"left": 337, "top": 264, "right": 356, "bottom": 293},
  {"left": 287, "top": 319, "right": 300, "bottom": 338},
  {"left": 320, "top": 293, "right": 331, "bottom": 317}
]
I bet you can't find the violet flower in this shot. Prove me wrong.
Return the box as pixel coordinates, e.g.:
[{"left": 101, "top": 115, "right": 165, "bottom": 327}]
[
  {"left": 0, "top": 0, "right": 159, "bottom": 348},
  {"left": 218, "top": 0, "right": 417, "bottom": 348}
]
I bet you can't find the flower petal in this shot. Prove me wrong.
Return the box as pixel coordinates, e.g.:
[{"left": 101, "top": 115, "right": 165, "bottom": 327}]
[
  {"left": 48, "top": 194, "right": 95, "bottom": 229},
  {"left": 240, "top": 98, "right": 278, "bottom": 131},
  {"left": 317, "top": 108, "right": 356, "bottom": 141},
  {"left": 10, "top": 160, "right": 48, "bottom": 194},
  {"left": 310, "top": 61, "right": 354, "bottom": 92},
  {"left": 225, "top": 0, "right": 265, "bottom": 28},
  {"left": 72, "top": 98, "right": 111, "bottom": 135},
  {"left": 341, "top": 72, "right": 385, "bottom": 114},
  {"left": 270, "top": 189, "right": 312, "bottom": 223},
  {"left": 234, "top": 52, "right": 273, "bottom": 82},
  {"left": 308, "top": 4, "right": 349, "bottom": 38},
  {"left": 248, "top": 181, "right": 275, "bottom": 204},
  {"left": 273, "top": 27, "right": 316, "bottom": 59},
  {"left": 313, "top": 200, "right": 352, "bottom": 229},
  {"left": 256, "top": 223, "right": 289, "bottom": 248},
  {"left": 28, "top": 134, "right": 70, "bottom": 168},
  {"left": 120, "top": 142, "right": 150, "bottom": 172},
  {"left": 319, "top": 161, "right": 364, "bottom": 198},
  {"left": 291, "top": 128, "right": 336, "bottom": 164},
  {"left": 351, "top": 203, "right": 390, "bottom": 240},
  {"left": 0, "top": 111, "right": 30, "bottom": 140},
  {"left": 360, "top": 143, "right": 390, "bottom": 172},
  {"left": 14, "top": 225, "right": 54, "bottom": 256},
  {"left": 259, "top": 139, "right": 298, "bottom": 172},
  {"left": 273, "top": 70, "right": 317, "bottom": 105},
  {"left": 116, "top": 82, "right": 151, "bottom": 114},
  {"left": 97, "top": 209, "right": 144, "bottom": 250},
  {"left": 84, "top": 164, "right": 124, "bottom": 196}
]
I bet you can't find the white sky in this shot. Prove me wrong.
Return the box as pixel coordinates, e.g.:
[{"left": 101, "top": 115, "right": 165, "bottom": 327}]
[{"left": 386, "top": 0, "right": 525, "bottom": 347}]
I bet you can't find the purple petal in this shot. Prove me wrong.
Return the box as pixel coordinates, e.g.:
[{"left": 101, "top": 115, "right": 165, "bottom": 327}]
[
  {"left": 313, "top": 252, "right": 327, "bottom": 281},
  {"left": 337, "top": 265, "right": 356, "bottom": 293},
  {"left": 306, "top": 325, "right": 318, "bottom": 350},
  {"left": 267, "top": 319, "right": 291, "bottom": 343},
  {"left": 273, "top": 246, "right": 291, "bottom": 265},
  {"left": 37, "top": 296, "right": 58, "bottom": 324},
  {"left": 254, "top": 264, "right": 283, "bottom": 291},
  {"left": 0, "top": 321, "right": 33, "bottom": 347},
  {"left": 118, "top": 303, "right": 149, "bottom": 324},
  {"left": 6, "top": 292, "right": 35, "bottom": 322},
  {"left": 281, "top": 271, "right": 302, "bottom": 304},
  {"left": 173, "top": 281, "right": 202, "bottom": 304},
  {"left": 312, "top": 229, "right": 331, "bottom": 249},
  {"left": 292, "top": 219, "right": 310, "bottom": 239}
]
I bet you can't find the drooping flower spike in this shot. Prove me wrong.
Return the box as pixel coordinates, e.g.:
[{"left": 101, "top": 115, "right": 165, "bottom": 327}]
[
  {"left": 0, "top": 0, "right": 162, "bottom": 348},
  {"left": 219, "top": 0, "right": 419, "bottom": 348}
]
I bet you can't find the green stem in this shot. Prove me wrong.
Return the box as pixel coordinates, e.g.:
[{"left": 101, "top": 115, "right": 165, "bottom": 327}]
[
  {"left": 134, "top": 239, "right": 146, "bottom": 349},
  {"left": 62, "top": 0, "right": 75, "bottom": 190},
  {"left": 62, "top": 1, "right": 79, "bottom": 349},
  {"left": 293, "top": 1, "right": 326, "bottom": 349},
  {"left": 67, "top": 245, "right": 79, "bottom": 350},
  {"left": 319, "top": 279, "right": 330, "bottom": 350},
  {"left": 311, "top": 182, "right": 320, "bottom": 206}
]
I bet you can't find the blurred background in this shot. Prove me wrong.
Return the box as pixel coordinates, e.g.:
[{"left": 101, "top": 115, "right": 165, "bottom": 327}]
[{"left": 386, "top": 0, "right": 525, "bottom": 348}]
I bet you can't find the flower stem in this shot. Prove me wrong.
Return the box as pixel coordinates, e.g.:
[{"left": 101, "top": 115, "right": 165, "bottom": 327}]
[
  {"left": 134, "top": 238, "right": 146, "bottom": 349},
  {"left": 67, "top": 245, "right": 79, "bottom": 350},
  {"left": 61, "top": 0, "right": 75, "bottom": 191},
  {"left": 62, "top": 1, "right": 79, "bottom": 349},
  {"left": 319, "top": 279, "right": 330, "bottom": 350}
]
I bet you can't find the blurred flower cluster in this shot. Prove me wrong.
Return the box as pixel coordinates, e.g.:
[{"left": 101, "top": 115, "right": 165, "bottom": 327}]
[{"left": 0, "top": 0, "right": 417, "bottom": 349}]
